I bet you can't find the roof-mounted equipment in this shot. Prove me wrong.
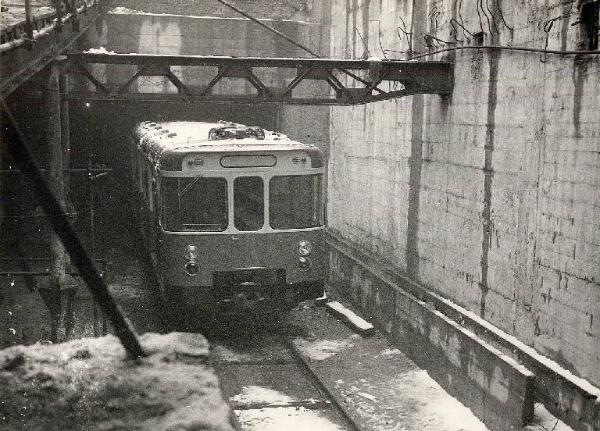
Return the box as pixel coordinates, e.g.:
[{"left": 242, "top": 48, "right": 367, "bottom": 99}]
[{"left": 208, "top": 126, "right": 266, "bottom": 141}]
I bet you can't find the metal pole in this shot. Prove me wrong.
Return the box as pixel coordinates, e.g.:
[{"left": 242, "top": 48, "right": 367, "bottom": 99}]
[
  {"left": 24, "top": 0, "right": 34, "bottom": 48},
  {"left": 0, "top": 97, "right": 145, "bottom": 359},
  {"left": 59, "top": 59, "right": 71, "bottom": 195},
  {"left": 46, "top": 61, "right": 66, "bottom": 342}
]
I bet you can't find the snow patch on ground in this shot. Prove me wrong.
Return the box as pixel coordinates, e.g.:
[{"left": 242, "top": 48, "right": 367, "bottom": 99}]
[
  {"left": 0, "top": 332, "right": 234, "bottom": 430},
  {"left": 293, "top": 336, "right": 356, "bottom": 361},
  {"left": 526, "top": 403, "right": 574, "bottom": 431},
  {"left": 377, "top": 348, "right": 402, "bottom": 357},
  {"left": 327, "top": 300, "right": 374, "bottom": 331},
  {"left": 84, "top": 46, "right": 118, "bottom": 55},
  {"left": 335, "top": 369, "right": 489, "bottom": 431},
  {"left": 410, "top": 370, "right": 488, "bottom": 431},
  {"left": 230, "top": 386, "right": 294, "bottom": 405},
  {"left": 210, "top": 344, "right": 256, "bottom": 362},
  {"left": 236, "top": 407, "right": 346, "bottom": 431},
  {"left": 108, "top": 6, "right": 145, "bottom": 14}
]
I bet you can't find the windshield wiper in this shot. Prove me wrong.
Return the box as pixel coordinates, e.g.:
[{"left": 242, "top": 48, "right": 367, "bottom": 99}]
[{"left": 179, "top": 176, "right": 203, "bottom": 198}]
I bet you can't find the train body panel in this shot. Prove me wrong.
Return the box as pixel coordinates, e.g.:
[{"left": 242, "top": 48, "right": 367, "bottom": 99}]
[{"left": 158, "top": 228, "right": 324, "bottom": 287}]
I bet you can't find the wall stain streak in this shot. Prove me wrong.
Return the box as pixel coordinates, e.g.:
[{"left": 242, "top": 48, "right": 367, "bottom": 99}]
[
  {"left": 571, "top": 57, "right": 588, "bottom": 138},
  {"left": 406, "top": 0, "right": 426, "bottom": 279},
  {"left": 362, "top": 0, "right": 370, "bottom": 58},
  {"left": 352, "top": 0, "right": 358, "bottom": 58},
  {"left": 480, "top": 46, "right": 501, "bottom": 319},
  {"left": 560, "top": 2, "right": 572, "bottom": 53},
  {"left": 407, "top": 95, "right": 424, "bottom": 278}
]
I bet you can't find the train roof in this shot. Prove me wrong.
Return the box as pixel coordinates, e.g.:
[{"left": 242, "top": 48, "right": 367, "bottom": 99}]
[
  {"left": 134, "top": 121, "right": 316, "bottom": 154},
  {"left": 133, "top": 121, "right": 323, "bottom": 170}
]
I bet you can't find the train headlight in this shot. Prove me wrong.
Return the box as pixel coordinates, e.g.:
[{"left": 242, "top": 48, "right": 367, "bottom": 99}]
[
  {"left": 298, "top": 256, "right": 311, "bottom": 271},
  {"left": 184, "top": 245, "right": 198, "bottom": 261},
  {"left": 185, "top": 261, "right": 199, "bottom": 277},
  {"left": 298, "top": 240, "right": 312, "bottom": 256}
]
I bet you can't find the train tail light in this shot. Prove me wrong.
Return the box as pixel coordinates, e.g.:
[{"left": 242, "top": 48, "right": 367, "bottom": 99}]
[
  {"left": 185, "top": 261, "right": 200, "bottom": 277},
  {"left": 298, "top": 256, "right": 311, "bottom": 271},
  {"left": 184, "top": 245, "right": 198, "bottom": 261},
  {"left": 184, "top": 245, "right": 199, "bottom": 277},
  {"left": 298, "top": 240, "right": 312, "bottom": 256}
]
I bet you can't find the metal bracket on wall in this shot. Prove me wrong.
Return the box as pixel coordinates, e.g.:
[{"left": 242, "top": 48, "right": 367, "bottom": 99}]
[{"left": 63, "top": 53, "right": 454, "bottom": 105}]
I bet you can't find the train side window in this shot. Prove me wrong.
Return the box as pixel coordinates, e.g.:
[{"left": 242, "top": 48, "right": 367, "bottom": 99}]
[
  {"left": 270, "top": 175, "right": 323, "bottom": 229},
  {"left": 234, "top": 177, "right": 264, "bottom": 231},
  {"left": 161, "top": 177, "right": 228, "bottom": 232}
]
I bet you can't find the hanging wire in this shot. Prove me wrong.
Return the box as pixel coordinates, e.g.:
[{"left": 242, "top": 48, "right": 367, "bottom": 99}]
[
  {"left": 457, "top": 0, "right": 470, "bottom": 40},
  {"left": 396, "top": 43, "right": 600, "bottom": 60},
  {"left": 449, "top": 18, "right": 473, "bottom": 42},
  {"left": 540, "top": 15, "right": 563, "bottom": 62},
  {"left": 354, "top": 26, "right": 371, "bottom": 59},
  {"left": 213, "top": 0, "right": 386, "bottom": 93},
  {"left": 484, "top": 0, "right": 499, "bottom": 35},
  {"left": 494, "top": 0, "right": 514, "bottom": 32},
  {"left": 372, "top": 19, "right": 389, "bottom": 59},
  {"left": 397, "top": 15, "right": 413, "bottom": 42}
]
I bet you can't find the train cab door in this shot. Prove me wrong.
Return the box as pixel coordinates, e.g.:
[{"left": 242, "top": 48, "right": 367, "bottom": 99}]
[{"left": 232, "top": 176, "right": 267, "bottom": 268}]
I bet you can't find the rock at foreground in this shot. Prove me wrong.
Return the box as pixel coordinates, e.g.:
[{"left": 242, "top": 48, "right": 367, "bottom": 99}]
[{"left": 0, "top": 332, "right": 235, "bottom": 431}]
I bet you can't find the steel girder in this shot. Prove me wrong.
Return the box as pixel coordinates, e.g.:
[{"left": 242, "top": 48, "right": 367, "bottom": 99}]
[{"left": 65, "top": 53, "right": 454, "bottom": 105}]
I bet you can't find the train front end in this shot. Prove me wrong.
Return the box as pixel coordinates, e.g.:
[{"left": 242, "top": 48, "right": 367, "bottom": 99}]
[{"left": 154, "top": 127, "right": 325, "bottom": 317}]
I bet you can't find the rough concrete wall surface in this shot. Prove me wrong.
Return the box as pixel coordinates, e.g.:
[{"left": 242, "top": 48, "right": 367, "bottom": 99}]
[
  {"left": 328, "top": 0, "right": 600, "bottom": 391},
  {"left": 101, "top": 12, "right": 319, "bottom": 93}
]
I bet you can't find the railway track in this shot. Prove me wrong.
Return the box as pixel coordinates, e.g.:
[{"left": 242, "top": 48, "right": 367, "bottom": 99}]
[
  {"left": 134, "top": 229, "right": 363, "bottom": 430},
  {"left": 210, "top": 326, "right": 363, "bottom": 431}
]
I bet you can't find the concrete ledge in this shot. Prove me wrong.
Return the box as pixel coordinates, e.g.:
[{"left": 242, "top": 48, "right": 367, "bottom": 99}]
[
  {"left": 325, "top": 300, "right": 375, "bottom": 337},
  {"left": 328, "top": 233, "right": 538, "bottom": 431},
  {"left": 327, "top": 231, "right": 600, "bottom": 431}
]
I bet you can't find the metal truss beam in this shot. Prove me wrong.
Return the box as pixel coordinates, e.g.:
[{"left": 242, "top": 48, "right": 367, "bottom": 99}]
[{"left": 65, "top": 53, "right": 454, "bottom": 105}]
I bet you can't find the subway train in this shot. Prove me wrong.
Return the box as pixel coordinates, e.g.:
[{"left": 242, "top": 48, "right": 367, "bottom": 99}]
[{"left": 129, "top": 120, "right": 325, "bottom": 319}]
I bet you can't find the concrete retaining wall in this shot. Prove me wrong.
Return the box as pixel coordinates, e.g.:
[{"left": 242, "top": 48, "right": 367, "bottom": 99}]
[
  {"left": 328, "top": 232, "right": 600, "bottom": 430},
  {"left": 327, "top": 2, "right": 600, "bottom": 423},
  {"left": 329, "top": 234, "right": 536, "bottom": 430}
]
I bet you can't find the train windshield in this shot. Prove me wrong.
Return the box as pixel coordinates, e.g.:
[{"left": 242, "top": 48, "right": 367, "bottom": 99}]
[
  {"left": 161, "top": 177, "right": 228, "bottom": 232},
  {"left": 269, "top": 174, "right": 323, "bottom": 229},
  {"left": 234, "top": 177, "right": 264, "bottom": 231}
]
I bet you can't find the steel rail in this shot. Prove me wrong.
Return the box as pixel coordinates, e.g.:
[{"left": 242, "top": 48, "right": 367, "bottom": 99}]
[
  {"left": 0, "top": 97, "right": 145, "bottom": 359},
  {"left": 282, "top": 336, "right": 364, "bottom": 431}
]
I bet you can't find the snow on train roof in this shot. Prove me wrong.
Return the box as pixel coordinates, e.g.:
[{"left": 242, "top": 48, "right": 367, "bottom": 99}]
[{"left": 134, "top": 121, "right": 313, "bottom": 160}]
